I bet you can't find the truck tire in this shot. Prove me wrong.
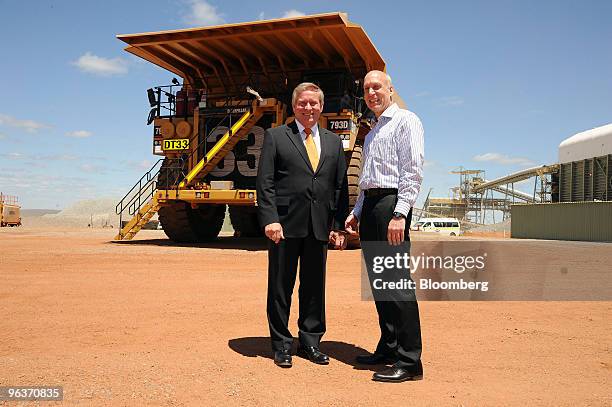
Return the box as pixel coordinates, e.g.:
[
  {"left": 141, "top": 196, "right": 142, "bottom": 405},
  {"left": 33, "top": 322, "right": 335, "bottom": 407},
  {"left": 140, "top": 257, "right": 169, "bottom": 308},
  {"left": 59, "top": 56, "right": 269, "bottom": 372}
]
[
  {"left": 229, "top": 206, "right": 263, "bottom": 237},
  {"left": 159, "top": 201, "right": 226, "bottom": 242},
  {"left": 346, "top": 143, "right": 362, "bottom": 208},
  {"left": 157, "top": 158, "right": 184, "bottom": 189},
  {"left": 346, "top": 143, "right": 362, "bottom": 249}
]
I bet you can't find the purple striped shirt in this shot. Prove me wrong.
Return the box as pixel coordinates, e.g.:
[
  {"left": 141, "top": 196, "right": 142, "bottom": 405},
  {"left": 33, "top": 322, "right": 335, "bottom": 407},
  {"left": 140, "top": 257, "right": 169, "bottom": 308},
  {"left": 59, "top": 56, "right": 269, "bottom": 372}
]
[{"left": 352, "top": 103, "right": 424, "bottom": 219}]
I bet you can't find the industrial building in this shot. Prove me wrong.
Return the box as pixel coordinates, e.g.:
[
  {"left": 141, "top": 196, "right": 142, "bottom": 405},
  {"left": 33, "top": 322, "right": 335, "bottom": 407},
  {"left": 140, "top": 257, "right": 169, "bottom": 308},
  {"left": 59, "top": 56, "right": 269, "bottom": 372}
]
[
  {"left": 423, "top": 123, "right": 612, "bottom": 241},
  {"left": 512, "top": 124, "right": 612, "bottom": 241}
]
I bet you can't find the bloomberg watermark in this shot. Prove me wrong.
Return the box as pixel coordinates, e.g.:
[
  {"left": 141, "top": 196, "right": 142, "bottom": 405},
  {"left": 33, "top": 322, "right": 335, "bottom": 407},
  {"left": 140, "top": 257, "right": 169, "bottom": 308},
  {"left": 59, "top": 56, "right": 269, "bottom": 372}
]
[{"left": 360, "top": 241, "right": 611, "bottom": 301}]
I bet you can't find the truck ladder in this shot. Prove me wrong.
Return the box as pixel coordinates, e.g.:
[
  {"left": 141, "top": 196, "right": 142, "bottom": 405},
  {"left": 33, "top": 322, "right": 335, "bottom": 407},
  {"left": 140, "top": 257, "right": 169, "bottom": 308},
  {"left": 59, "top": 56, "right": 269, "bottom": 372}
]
[
  {"left": 114, "top": 195, "right": 161, "bottom": 241},
  {"left": 179, "top": 101, "right": 273, "bottom": 187}
]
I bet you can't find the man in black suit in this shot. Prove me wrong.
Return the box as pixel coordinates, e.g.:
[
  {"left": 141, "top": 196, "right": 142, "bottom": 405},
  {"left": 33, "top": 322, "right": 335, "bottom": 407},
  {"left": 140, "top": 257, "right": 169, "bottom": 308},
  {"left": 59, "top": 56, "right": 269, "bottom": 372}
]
[{"left": 257, "top": 82, "right": 348, "bottom": 368}]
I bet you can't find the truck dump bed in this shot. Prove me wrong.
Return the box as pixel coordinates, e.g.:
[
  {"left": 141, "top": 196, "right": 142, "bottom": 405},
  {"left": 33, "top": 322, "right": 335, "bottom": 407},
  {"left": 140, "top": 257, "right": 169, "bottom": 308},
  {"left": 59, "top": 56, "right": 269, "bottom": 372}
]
[{"left": 117, "top": 12, "right": 385, "bottom": 94}]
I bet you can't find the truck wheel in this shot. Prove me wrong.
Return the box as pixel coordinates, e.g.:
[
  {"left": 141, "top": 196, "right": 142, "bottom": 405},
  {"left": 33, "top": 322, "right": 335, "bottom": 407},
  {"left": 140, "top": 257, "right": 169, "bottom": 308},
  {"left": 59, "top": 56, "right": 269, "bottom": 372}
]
[
  {"left": 159, "top": 201, "right": 226, "bottom": 242},
  {"left": 347, "top": 143, "right": 362, "bottom": 209},
  {"left": 229, "top": 206, "right": 263, "bottom": 237},
  {"left": 345, "top": 143, "right": 362, "bottom": 249},
  {"left": 157, "top": 158, "right": 184, "bottom": 189}
]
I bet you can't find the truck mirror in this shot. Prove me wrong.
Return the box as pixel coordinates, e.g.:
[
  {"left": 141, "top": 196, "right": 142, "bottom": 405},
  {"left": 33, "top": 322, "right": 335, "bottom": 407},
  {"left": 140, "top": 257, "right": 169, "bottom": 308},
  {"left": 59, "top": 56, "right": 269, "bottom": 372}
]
[
  {"left": 147, "top": 88, "right": 157, "bottom": 107},
  {"left": 147, "top": 108, "right": 156, "bottom": 125}
]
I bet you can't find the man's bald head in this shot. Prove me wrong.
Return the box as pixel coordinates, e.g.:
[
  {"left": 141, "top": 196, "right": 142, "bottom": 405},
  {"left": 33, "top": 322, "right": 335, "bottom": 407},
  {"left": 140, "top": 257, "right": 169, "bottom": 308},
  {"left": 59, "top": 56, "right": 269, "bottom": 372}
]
[
  {"left": 363, "top": 70, "right": 394, "bottom": 117},
  {"left": 365, "top": 70, "right": 392, "bottom": 87}
]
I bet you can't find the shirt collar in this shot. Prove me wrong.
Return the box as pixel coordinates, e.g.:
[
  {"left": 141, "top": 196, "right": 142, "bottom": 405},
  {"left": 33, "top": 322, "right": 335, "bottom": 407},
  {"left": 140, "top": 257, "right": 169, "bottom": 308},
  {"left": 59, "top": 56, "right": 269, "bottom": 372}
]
[
  {"left": 379, "top": 103, "right": 399, "bottom": 120},
  {"left": 295, "top": 120, "right": 319, "bottom": 137}
]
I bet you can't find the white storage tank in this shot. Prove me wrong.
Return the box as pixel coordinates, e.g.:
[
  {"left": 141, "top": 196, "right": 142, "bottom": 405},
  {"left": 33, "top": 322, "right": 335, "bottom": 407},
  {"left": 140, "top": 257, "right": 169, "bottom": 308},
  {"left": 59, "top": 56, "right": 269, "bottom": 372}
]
[{"left": 558, "top": 123, "right": 612, "bottom": 163}]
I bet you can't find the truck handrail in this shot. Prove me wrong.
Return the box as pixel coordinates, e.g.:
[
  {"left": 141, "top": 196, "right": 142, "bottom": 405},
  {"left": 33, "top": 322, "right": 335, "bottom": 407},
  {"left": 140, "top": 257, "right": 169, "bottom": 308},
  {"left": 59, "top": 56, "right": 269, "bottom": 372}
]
[
  {"left": 115, "top": 159, "right": 164, "bottom": 228},
  {"left": 174, "top": 74, "right": 262, "bottom": 187}
]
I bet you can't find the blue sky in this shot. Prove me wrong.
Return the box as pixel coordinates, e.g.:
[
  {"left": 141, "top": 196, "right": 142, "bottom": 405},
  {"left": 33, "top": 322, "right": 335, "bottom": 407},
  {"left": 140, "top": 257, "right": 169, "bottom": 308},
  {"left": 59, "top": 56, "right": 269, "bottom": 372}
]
[{"left": 1, "top": 0, "right": 611, "bottom": 209}]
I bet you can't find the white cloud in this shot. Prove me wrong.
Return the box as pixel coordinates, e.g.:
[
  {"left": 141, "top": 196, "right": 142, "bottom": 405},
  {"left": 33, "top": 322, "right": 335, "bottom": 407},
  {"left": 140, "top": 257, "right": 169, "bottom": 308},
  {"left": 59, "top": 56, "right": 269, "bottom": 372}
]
[
  {"left": 72, "top": 52, "right": 128, "bottom": 76},
  {"left": 1, "top": 152, "right": 78, "bottom": 162},
  {"left": 423, "top": 160, "right": 435, "bottom": 168},
  {"left": 42, "top": 154, "right": 79, "bottom": 161},
  {"left": 258, "top": 11, "right": 265, "bottom": 20},
  {"left": 414, "top": 91, "right": 430, "bottom": 98},
  {"left": 124, "top": 159, "right": 153, "bottom": 171},
  {"left": 473, "top": 153, "right": 534, "bottom": 167},
  {"left": 0, "top": 170, "right": 90, "bottom": 192},
  {"left": 136, "top": 160, "right": 152, "bottom": 170},
  {"left": 281, "top": 9, "right": 306, "bottom": 18},
  {"left": 66, "top": 130, "right": 93, "bottom": 138},
  {"left": 0, "top": 152, "right": 25, "bottom": 160},
  {"left": 183, "top": 0, "right": 225, "bottom": 26},
  {"left": 0, "top": 113, "right": 51, "bottom": 133},
  {"left": 436, "top": 96, "right": 464, "bottom": 106},
  {"left": 79, "top": 164, "right": 107, "bottom": 174}
]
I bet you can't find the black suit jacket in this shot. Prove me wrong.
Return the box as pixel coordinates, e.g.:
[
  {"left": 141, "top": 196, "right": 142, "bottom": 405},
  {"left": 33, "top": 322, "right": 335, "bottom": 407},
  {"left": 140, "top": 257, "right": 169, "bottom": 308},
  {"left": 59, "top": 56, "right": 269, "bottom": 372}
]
[{"left": 256, "top": 121, "right": 349, "bottom": 242}]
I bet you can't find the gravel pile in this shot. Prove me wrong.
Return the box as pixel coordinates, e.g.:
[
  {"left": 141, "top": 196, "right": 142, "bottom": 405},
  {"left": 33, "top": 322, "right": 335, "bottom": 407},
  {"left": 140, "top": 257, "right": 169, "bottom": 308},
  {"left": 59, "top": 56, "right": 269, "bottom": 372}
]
[
  {"left": 37, "top": 198, "right": 121, "bottom": 228},
  {"left": 24, "top": 198, "right": 235, "bottom": 233},
  {"left": 468, "top": 218, "right": 511, "bottom": 233}
]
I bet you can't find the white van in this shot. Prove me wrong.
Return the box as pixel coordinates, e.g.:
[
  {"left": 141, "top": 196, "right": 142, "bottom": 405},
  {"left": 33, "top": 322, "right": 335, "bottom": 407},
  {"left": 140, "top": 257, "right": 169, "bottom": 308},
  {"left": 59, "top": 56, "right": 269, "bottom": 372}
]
[{"left": 411, "top": 217, "right": 461, "bottom": 236}]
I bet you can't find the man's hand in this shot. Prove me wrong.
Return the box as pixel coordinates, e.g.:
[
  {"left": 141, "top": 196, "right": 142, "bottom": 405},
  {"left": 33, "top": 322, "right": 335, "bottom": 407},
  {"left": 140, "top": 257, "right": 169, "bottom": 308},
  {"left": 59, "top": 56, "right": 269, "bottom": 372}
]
[
  {"left": 264, "top": 222, "right": 284, "bottom": 244},
  {"left": 345, "top": 214, "right": 359, "bottom": 236},
  {"left": 329, "top": 231, "right": 347, "bottom": 250},
  {"left": 387, "top": 217, "right": 405, "bottom": 246}
]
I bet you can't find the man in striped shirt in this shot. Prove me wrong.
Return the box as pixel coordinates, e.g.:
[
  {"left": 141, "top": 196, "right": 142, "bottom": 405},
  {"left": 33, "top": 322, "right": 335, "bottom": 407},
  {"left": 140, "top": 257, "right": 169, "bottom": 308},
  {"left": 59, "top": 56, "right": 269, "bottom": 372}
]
[{"left": 345, "top": 70, "right": 425, "bottom": 382}]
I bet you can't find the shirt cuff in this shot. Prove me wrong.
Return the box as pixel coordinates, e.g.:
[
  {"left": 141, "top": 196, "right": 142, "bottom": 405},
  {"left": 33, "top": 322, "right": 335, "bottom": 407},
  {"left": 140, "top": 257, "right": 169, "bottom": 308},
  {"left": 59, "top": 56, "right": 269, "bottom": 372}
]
[{"left": 393, "top": 202, "right": 411, "bottom": 218}]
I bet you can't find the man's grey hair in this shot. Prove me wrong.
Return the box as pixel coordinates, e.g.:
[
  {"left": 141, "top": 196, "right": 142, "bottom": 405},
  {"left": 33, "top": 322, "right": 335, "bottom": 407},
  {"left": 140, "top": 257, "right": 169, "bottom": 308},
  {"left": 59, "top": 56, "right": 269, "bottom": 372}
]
[{"left": 292, "top": 82, "right": 325, "bottom": 106}]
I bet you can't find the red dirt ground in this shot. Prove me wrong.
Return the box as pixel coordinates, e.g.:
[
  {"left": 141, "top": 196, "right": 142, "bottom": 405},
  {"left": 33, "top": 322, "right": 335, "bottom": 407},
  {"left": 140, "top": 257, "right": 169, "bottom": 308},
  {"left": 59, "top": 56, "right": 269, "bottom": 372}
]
[{"left": 1, "top": 227, "right": 610, "bottom": 406}]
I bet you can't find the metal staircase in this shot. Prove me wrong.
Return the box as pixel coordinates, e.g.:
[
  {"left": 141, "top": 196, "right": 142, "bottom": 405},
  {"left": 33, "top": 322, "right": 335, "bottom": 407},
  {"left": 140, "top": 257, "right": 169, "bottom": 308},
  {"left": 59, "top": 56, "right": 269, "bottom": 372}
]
[
  {"left": 179, "top": 100, "right": 271, "bottom": 187},
  {"left": 114, "top": 98, "right": 275, "bottom": 241},
  {"left": 114, "top": 159, "right": 163, "bottom": 240},
  {"left": 114, "top": 196, "right": 161, "bottom": 240}
]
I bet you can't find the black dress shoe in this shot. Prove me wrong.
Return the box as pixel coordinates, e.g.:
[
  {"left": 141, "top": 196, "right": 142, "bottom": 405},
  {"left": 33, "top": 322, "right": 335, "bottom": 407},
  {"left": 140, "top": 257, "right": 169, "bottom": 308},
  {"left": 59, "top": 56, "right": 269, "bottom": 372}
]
[
  {"left": 372, "top": 366, "right": 423, "bottom": 383},
  {"left": 355, "top": 352, "right": 396, "bottom": 365},
  {"left": 273, "top": 349, "right": 292, "bottom": 368},
  {"left": 297, "top": 346, "right": 329, "bottom": 365}
]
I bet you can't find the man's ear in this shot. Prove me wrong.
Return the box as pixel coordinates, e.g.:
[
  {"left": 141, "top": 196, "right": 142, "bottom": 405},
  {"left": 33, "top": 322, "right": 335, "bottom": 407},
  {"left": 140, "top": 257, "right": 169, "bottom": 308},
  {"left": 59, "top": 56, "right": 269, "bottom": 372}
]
[{"left": 389, "top": 85, "right": 394, "bottom": 101}]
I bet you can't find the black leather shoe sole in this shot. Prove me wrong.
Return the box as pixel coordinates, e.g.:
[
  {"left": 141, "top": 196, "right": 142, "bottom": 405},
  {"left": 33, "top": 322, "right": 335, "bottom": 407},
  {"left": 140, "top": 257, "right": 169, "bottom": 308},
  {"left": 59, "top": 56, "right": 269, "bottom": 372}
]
[
  {"left": 273, "top": 351, "right": 292, "bottom": 368},
  {"left": 297, "top": 348, "right": 329, "bottom": 365},
  {"left": 274, "top": 359, "right": 292, "bottom": 368},
  {"left": 372, "top": 373, "right": 423, "bottom": 383}
]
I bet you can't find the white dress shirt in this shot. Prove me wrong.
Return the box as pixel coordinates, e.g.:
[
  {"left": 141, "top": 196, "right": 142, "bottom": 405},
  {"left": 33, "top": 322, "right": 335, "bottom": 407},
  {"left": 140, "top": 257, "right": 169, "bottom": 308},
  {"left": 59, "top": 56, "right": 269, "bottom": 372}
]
[
  {"left": 295, "top": 120, "right": 322, "bottom": 156},
  {"left": 352, "top": 103, "right": 424, "bottom": 219}
]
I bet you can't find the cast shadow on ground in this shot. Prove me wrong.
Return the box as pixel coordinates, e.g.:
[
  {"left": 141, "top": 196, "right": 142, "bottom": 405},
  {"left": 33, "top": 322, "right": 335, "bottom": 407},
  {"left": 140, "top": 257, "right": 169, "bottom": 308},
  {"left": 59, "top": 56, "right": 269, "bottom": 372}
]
[
  {"left": 109, "top": 236, "right": 268, "bottom": 251},
  {"left": 228, "top": 336, "right": 381, "bottom": 371}
]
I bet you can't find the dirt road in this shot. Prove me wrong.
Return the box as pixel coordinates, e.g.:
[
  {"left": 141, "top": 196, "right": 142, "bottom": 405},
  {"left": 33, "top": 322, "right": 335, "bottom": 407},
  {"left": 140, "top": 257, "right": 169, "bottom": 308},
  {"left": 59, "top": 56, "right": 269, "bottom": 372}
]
[{"left": 1, "top": 227, "right": 610, "bottom": 406}]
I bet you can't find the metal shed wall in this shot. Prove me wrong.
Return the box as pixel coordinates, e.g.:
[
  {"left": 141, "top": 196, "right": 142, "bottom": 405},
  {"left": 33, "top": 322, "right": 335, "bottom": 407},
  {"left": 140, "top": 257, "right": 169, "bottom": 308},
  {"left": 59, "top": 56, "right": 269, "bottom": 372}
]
[
  {"left": 511, "top": 201, "right": 612, "bottom": 242},
  {"left": 559, "top": 154, "right": 612, "bottom": 202}
]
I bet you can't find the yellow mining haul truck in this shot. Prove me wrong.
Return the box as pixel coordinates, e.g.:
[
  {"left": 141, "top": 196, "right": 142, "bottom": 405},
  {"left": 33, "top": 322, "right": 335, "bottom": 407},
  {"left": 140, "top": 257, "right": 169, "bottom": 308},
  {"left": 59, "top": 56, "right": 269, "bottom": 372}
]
[
  {"left": 0, "top": 193, "right": 21, "bottom": 227},
  {"left": 114, "top": 12, "right": 387, "bottom": 242}
]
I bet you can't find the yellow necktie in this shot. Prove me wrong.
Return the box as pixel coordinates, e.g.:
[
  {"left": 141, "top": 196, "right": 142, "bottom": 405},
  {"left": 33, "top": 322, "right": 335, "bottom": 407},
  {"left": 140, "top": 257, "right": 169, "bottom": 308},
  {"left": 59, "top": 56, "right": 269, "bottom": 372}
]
[{"left": 304, "top": 127, "right": 319, "bottom": 170}]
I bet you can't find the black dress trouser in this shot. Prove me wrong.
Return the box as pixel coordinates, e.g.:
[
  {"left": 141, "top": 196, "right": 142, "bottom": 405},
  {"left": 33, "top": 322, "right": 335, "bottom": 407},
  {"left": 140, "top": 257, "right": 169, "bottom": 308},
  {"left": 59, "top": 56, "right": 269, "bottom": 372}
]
[
  {"left": 267, "top": 233, "right": 328, "bottom": 352},
  {"left": 360, "top": 193, "right": 423, "bottom": 373}
]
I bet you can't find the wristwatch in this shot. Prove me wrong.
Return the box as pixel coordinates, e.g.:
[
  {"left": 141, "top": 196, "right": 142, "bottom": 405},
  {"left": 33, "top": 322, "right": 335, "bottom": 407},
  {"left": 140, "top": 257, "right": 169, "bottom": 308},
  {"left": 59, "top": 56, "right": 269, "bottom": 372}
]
[{"left": 392, "top": 211, "right": 405, "bottom": 219}]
